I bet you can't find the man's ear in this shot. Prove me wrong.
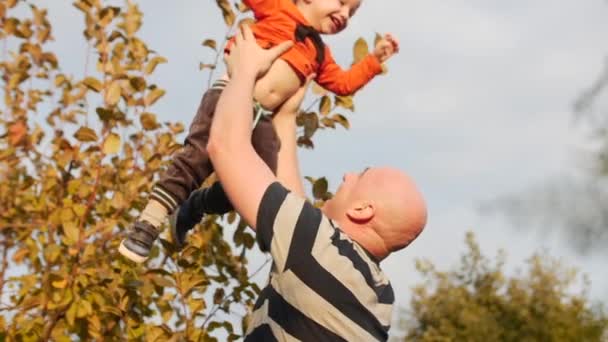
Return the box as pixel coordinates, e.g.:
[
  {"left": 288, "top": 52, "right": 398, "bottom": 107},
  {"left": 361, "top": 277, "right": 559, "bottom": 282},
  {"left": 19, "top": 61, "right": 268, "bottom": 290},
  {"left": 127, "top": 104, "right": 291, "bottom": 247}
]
[{"left": 346, "top": 202, "right": 374, "bottom": 224}]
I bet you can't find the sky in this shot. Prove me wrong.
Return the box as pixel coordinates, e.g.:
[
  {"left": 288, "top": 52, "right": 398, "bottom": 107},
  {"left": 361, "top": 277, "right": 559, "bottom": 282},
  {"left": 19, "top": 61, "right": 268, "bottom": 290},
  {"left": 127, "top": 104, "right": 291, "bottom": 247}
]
[{"left": 16, "top": 0, "right": 608, "bottom": 336}]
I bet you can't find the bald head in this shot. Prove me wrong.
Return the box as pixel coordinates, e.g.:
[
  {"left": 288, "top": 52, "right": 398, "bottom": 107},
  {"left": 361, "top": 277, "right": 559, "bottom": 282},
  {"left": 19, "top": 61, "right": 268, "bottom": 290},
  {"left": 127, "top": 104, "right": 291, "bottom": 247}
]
[
  {"left": 323, "top": 167, "right": 427, "bottom": 260},
  {"left": 367, "top": 167, "right": 427, "bottom": 252}
]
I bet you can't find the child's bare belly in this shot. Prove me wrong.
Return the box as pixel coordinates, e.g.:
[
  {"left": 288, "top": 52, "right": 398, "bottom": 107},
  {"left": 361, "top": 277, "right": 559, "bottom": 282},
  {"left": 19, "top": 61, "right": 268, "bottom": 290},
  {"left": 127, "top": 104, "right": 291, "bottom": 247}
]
[{"left": 253, "top": 58, "right": 302, "bottom": 111}]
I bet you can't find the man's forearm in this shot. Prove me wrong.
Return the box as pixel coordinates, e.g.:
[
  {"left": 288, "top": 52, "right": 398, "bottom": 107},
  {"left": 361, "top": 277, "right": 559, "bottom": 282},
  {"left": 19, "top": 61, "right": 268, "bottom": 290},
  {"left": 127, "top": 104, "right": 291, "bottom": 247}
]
[
  {"left": 273, "top": 114, "right": 305, "bottom": 197},
  {"left": 208, "top": 71, "right": 257, "bottom": 155}
]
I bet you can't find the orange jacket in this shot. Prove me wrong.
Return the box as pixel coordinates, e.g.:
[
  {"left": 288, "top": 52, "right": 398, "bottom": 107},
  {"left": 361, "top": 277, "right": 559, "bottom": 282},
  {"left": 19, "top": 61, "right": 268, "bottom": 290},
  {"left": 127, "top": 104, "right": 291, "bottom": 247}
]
[{"left": 229, "top": 0, "right": 383, "bottom": 96}]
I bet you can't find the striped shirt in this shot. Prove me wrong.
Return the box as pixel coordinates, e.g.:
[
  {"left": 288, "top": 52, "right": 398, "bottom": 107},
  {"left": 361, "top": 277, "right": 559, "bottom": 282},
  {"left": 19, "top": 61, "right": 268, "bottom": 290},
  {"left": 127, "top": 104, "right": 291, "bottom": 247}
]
[{"left": 245, "top": 182, "right": 394, "bottom": 341}]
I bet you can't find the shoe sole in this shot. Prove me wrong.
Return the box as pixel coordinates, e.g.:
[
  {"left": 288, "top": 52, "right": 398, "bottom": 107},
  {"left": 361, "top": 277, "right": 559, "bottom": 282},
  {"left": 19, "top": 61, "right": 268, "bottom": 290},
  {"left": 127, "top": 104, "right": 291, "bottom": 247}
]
[{"left": 118, "top": 240, "right": 148, "bottom": 263}]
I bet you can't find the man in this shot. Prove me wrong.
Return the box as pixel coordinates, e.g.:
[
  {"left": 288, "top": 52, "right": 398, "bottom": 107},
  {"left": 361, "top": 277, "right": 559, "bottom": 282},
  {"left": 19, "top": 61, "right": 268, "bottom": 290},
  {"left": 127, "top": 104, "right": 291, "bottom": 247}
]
[{"left": 208, "top": 25, "right": 428, "bottom": 341}]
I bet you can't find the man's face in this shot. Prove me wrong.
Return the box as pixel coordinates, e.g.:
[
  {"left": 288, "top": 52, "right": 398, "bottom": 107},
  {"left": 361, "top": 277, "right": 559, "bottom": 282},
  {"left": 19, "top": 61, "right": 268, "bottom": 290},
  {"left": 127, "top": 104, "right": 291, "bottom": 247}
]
[
  {"left": 307, "top": 0, "right": 362, "bottom": 34},
  {"left": 322, "top": 167, "right": 370, "bottom": 219}
]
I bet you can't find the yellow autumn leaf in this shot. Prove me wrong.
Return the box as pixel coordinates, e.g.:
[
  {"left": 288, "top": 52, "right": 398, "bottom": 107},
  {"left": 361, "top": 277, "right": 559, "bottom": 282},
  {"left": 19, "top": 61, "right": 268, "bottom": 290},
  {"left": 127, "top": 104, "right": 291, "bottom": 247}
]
[
  {"left": 216, "top": 0, "right": 236, "bottom": 26},
  {"left": 63, "top": 222, "right": 80, "bottom": 246},
  {"left": 236, "top": 1, "right": 249, "bottom": 12},
  {"left": 66, "top": 302, "right": 77, "bottom": 326},
  {"left": 335, "top": 95, "right": 355, "bottom": 111},
  {"left": 102, "top": 133, "right": 121, "bottom": 154},
  {"left": 140, "top": 112, "right": 160, "bottom": 130},
  {"left": 202, "top": 39, "right": 217, "bottom": 50},
  {"left": 74, "top": 126, "right": 98, "bottom": 142},
  {"left": 12, "top": 248, "right": 29, "bottom": 263},
  {"left": 319, "top": 95, "right": 331, "bottom": 115},
  {"left": 144, "top": 56, "right": 167, "bottom": 75},
  {"left": 83, "top": 76, "right": 103, "bottom": 92},
  {"left": 105, "top": 81, "right": 121, "bottom": 106},
  {"left": 353, "top": 37, "right": 369, "bottom": 64},
  {"left": 312, "top": 82, "right": 327, "bottom": 96},
  {"left": 144, "top": 88, "right": 165, "bottom": 106},
  {"left": 331, "top": 113, "right": 350, "bottom": 129},
  {"left": 52, "top": 279, "right": 68, "bottom": 289}
]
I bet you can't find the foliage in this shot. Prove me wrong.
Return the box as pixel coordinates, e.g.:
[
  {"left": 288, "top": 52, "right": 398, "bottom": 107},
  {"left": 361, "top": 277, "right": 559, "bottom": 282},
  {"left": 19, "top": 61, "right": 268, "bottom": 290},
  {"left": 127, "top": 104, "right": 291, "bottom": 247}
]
[
  {"left": 0, "top": 0, "right": 379, "bottom": 340},
  {"left": 396, "top": 232, "right": 608, "bottom": 341}
]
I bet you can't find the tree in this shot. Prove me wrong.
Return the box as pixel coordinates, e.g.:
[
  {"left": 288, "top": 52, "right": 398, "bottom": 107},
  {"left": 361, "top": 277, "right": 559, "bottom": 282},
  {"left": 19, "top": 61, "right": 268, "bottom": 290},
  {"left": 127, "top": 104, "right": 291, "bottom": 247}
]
[
  {"left": 395, "top": 232, "right": 608, "bottom": 341},
  {"left": 0, "top": 0, "right": 373, "bottom": 340}
]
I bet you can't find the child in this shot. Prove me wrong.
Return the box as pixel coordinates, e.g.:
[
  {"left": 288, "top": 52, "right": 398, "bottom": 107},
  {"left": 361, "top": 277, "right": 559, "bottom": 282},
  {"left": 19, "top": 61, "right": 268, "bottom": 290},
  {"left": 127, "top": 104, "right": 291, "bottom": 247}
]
[{"left": 119, "top": 0, "right": 399, "bottom": 262}]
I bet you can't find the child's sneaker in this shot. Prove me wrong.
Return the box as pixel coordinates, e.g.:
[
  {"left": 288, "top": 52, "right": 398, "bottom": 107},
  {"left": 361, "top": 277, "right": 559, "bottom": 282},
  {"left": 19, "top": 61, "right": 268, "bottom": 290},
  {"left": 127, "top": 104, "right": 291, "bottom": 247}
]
[
  {"left": 169, "top": 191, "right": 206, "bottom": 250},
  {"left": 118, "top": 220, "right": 159, "bottom": 263}
]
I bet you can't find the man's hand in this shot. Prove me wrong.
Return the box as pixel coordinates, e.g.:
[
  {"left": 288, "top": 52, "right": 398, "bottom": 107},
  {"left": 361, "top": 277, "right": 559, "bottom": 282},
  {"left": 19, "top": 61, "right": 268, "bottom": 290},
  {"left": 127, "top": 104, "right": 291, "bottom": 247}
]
[
  {"left": 225, "top": 24, "right": 294, "bottom": 79},
  {"left": 373, "top": 33, "right": 400, "bottom": 63}
]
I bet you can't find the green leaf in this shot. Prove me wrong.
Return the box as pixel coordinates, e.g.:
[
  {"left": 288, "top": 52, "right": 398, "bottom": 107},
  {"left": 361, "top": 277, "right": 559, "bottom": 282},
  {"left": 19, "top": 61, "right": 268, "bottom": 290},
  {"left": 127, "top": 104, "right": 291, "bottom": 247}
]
[
  {"left": 202, "top": 39, "right": 217, "bottom": 50},
  {"left": 353, "top": 37, "right": 369, "bottom": 64},
  {"left": 144, "top": 56, "right": 167, "bottom": 75},
  {"left": 83, "top": 76, "right": 103, "bottom": 92},
  {"left": 319, "top": 95, "right": 331, "bottom": 115},
  {"left": 74, "top": 126, "right": 98, "bottom": 142},
  {"left": 313, "top": 178, "right": 328, "bottom": 199},
  {"left": 102, "top": 133, "right": 121, "bottom": 154},
  {"left": 144, "top": 88, "right": 165, "bottom": 106}
]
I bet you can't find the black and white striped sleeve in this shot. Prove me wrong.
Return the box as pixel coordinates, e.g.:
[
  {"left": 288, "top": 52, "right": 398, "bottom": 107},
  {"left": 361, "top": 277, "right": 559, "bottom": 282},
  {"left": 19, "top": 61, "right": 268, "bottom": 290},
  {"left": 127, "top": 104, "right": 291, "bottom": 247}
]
[{"left": 255, "top": 182, "right": 322, "bottom": 272}]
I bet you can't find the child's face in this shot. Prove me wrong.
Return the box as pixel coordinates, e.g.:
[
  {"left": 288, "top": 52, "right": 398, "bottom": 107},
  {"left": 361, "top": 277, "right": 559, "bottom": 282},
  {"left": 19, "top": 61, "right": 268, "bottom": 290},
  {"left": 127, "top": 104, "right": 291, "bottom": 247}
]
[{"left": 306, "top": 0, "right": 361, "bottom": 34}]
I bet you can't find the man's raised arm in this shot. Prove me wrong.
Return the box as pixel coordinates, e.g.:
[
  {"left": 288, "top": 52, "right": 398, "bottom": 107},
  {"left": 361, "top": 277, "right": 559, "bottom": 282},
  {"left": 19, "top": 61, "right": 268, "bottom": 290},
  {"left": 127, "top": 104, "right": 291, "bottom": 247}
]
[
  {"left": 206, "top": 26, "right": 292, "bottom": 230},
  {"left": 272, "top": 75, "right": 314, "bottom": 198}
]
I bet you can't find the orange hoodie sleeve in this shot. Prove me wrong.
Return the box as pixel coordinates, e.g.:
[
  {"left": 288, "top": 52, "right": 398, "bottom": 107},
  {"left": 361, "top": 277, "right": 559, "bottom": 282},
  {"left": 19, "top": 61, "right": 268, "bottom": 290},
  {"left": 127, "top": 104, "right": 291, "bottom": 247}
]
[
  {"left": 243, "top": 0, "right": 282, "bottom": 20},
  {"left": 315, "top": 47, "right": 384, "bottom": 96}
]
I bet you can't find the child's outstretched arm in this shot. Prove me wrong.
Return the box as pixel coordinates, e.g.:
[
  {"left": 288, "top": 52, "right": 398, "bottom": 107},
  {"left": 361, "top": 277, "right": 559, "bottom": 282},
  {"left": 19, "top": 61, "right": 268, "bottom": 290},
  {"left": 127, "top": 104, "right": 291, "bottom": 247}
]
[{"left": 316, "top": 33, "right": 400, "bottom": 96}]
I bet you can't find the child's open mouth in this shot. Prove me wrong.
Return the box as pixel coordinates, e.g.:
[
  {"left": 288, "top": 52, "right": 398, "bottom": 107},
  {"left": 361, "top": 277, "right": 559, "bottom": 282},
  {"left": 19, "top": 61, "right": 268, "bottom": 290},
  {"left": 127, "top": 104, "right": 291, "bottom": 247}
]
[{"left": 330, "top": 16, "right": 342, "bottom": 31}]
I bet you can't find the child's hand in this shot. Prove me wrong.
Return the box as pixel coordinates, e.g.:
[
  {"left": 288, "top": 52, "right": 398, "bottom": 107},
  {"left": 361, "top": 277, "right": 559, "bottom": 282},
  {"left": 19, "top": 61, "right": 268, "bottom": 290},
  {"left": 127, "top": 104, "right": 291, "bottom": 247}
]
[{"left": 373, "top": 33, "right": 400, "bottom": 63}]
